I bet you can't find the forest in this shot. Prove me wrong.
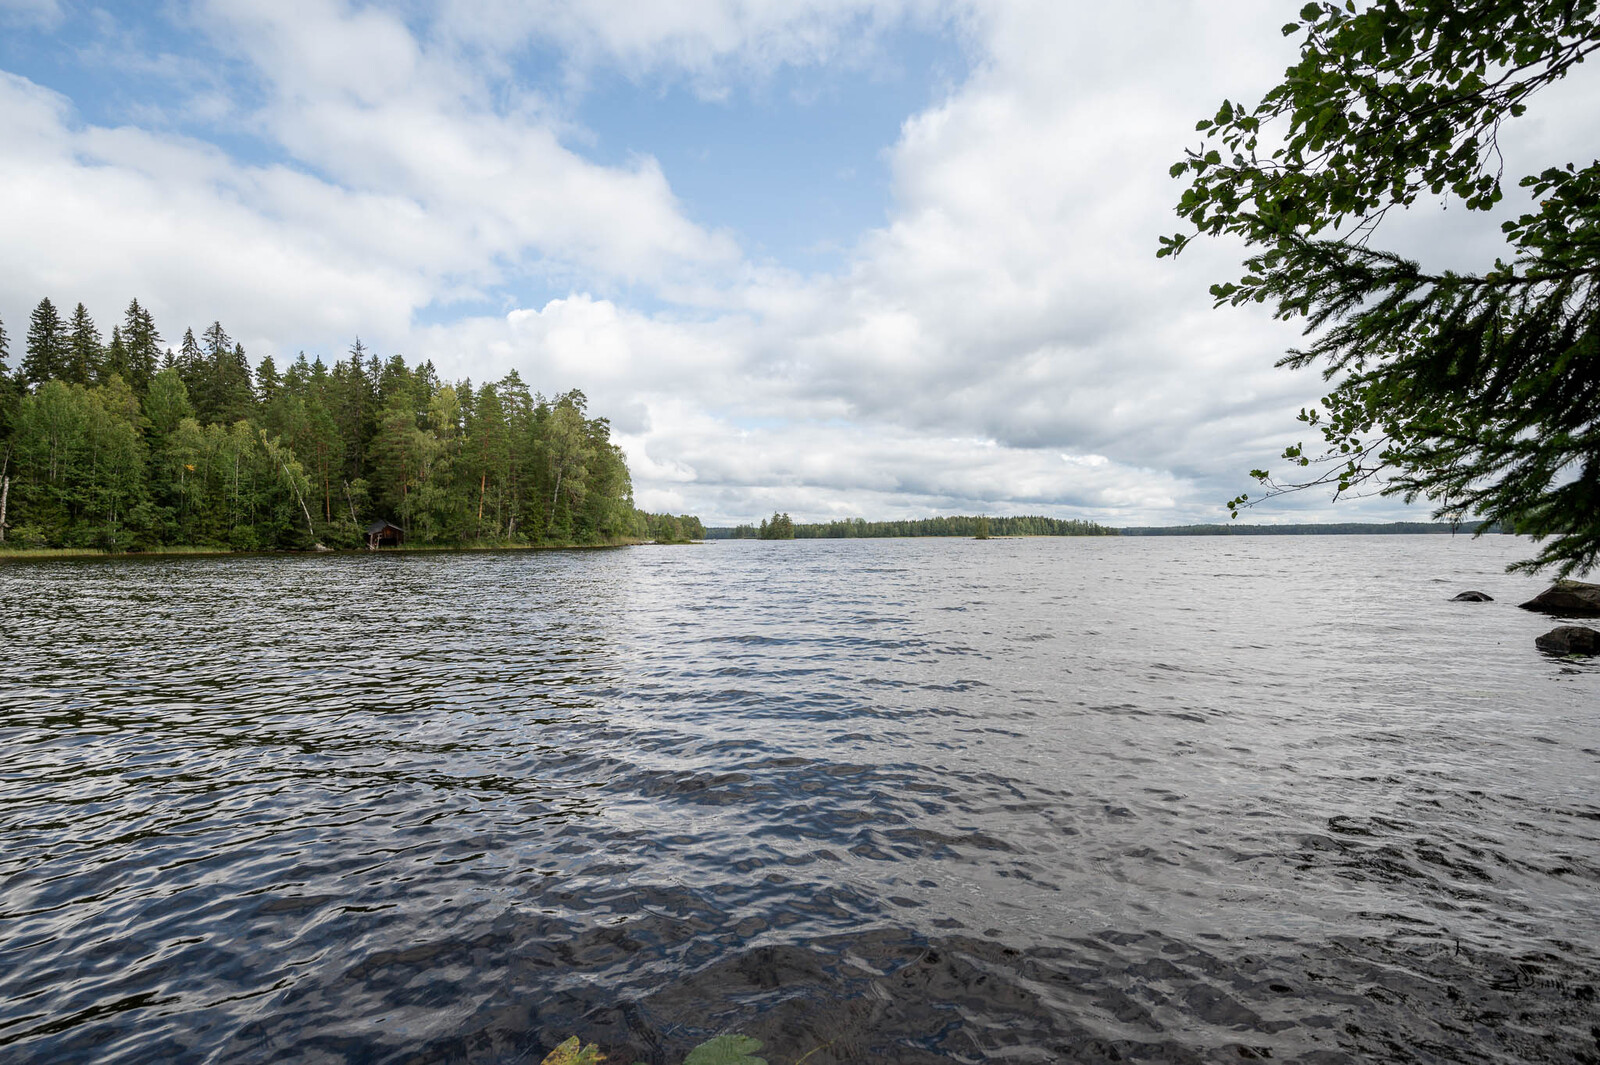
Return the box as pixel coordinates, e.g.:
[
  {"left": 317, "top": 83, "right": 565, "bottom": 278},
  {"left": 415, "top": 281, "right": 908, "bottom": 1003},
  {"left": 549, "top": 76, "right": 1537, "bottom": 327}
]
[
  {"left": 0, "top": 297, "right": 700, "bottom": 552},
  {"left": 709, "top": 515, "right": 1118, "bottom": 539}
]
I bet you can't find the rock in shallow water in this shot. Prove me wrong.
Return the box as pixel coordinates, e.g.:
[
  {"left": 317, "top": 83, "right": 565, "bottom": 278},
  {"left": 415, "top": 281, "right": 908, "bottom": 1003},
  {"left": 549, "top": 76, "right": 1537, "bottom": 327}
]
[
  {"left": 1451, "top": 590, "right": 1494, "bottom": 602},
  {"left": 1519, "top": 580, "right": 1600, "bottom": 616},
  {"left": 1535, "top": 625, "right": 1600, "bottom": 656}
]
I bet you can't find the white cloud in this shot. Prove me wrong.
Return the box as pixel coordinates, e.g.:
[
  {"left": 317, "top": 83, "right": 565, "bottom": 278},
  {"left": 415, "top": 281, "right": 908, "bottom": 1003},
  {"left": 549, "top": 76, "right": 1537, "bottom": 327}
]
[
  {"left": 0, "top": 0, "right": 60, "bottom": 31},
  {"left": 7, "top": 1, "right": 1587, "bottom": 526},
  {"left": 430, "top": 0, "right": 966, "bottom": 97}
]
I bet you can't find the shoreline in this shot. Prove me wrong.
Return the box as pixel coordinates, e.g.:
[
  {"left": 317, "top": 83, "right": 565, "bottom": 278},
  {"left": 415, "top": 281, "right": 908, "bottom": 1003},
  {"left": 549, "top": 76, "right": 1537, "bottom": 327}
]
[{"left": 0, "top": 538, "right": 655, "bottom": 563}]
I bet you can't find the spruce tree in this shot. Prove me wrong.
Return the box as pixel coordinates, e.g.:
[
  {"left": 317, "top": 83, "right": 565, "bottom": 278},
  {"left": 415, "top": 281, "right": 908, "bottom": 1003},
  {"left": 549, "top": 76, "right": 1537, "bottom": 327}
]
[
  {"left": 0, "top": 311, "right": 13, "bottom": 454},
  {"left": 190, "top": 323, "right": 253, "bottom": 423},
  {"left": 23, "top": 297, "right": 67, "bottom": 387},
  {"left": 104, "top": 325, "right": 131, "bottom": 384},
  {"left": 176, "top": 328, "right": 205, "bottom": 411},
  {"left": 65, "top": 302, "right": 103, "bottom": 385},
  {"left": 255, "top": 353, "right": 281, "bottom": 406},
  {"left": 122, "top": 299, "right": 162, "bottom": 393},
  {"left": 217, "top": 341, "right": 255, "bottom": 425}
]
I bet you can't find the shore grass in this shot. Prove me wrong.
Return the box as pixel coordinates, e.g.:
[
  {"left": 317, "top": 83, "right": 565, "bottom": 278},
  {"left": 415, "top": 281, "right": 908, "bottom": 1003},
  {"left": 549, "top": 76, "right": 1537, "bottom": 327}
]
[
  {"left": 0, "top": 545, "right": 234, "bottom": 561},
  {"left": 0, "top": 538, "right": 652, "bottom": 563}
]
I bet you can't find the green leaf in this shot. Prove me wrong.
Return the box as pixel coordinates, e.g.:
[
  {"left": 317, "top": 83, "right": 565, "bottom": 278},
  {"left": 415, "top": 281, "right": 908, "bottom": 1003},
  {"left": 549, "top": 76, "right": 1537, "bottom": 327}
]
[
  {"left": 684, "top": 1035, "right": 767, "bottom": 1065},
  {"left": 540, "top": 1037, "right": 606, "bottom": 1065}
]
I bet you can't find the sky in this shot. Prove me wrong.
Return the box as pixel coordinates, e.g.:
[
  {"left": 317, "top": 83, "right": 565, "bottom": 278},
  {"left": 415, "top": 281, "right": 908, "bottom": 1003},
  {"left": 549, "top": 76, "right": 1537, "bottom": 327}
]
[{"left": 2, "top": 0, "right": 1595, "bottom": 527}]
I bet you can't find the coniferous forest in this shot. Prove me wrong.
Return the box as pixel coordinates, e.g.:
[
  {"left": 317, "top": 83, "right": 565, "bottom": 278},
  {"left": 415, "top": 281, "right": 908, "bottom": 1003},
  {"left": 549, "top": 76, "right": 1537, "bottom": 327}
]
[{"left": 0, "top": 297, "right": 700, "bottom": 551}]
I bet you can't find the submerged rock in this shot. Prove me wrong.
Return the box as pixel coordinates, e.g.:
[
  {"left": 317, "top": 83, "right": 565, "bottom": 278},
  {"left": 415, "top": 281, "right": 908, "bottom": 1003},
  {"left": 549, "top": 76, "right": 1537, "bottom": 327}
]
[
  {"left": 1451, "top": 590, "right": 1493, "bottom": 602},
  {"left": 1519, "top": 580, "right": 1600, "bottom": 616},
  {"left": 1535, "top": 625, "right": 1600, "bottom": 656}
]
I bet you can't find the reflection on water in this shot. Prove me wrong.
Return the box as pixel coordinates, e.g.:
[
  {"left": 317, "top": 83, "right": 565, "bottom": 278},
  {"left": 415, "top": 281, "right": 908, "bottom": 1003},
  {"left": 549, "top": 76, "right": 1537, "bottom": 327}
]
[{"left": 1, "top": 537, "right": 1597, "bottom": 1063}]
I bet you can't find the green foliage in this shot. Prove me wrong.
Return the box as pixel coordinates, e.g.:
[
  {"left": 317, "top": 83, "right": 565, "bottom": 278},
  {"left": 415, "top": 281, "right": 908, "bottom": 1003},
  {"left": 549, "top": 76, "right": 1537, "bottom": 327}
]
[
  {"left": 1166, "top": 0, "right": 1600, "bottom": 575},
  {"left": 641, "top": 511, "right": 706, "bottom": 542},
  {"left": 537, "top": 1034, "right": 767, "bottom": 1065},
  {"left": 540, "top": 1037, "right": 607, "bottom": 1065},
  {"left": 0, "top": 296, "right": 695, "bottom": 553},
  {"left": 683, "top": 1035, "right": 767, "bottom": 1065}
]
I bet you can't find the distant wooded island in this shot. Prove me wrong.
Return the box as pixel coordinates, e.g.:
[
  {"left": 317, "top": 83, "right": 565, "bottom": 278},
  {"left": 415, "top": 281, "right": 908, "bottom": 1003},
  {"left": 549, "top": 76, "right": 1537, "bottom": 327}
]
[{"left": 710, "top": 516, "right": 1118, "bottom": 539}]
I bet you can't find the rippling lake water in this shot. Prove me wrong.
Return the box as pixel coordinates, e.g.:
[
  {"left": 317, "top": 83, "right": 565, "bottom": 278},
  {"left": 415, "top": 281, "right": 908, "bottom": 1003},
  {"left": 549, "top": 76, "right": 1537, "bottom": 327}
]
[{"left": 2, "top": 535, "right": 1598, "bottom": 1064}]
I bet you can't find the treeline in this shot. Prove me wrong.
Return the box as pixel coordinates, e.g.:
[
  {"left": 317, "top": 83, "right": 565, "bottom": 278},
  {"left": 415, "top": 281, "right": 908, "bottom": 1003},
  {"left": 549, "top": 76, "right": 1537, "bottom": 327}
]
[
  {"left": 1119, "top": 522, "right": 1505, "bottom": 536},
  {"left": 0, "top": 296, "right": 687, "bottom": 551},
  {"left": 710, "top": 515, "right": 1118, "bottom": 539}
]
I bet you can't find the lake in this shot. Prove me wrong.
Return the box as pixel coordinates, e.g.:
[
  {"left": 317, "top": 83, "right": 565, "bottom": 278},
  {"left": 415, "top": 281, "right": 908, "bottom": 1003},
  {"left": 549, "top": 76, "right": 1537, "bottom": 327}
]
[{"left": 2, "top": 535, "right": 1597, "bottom": 1063}]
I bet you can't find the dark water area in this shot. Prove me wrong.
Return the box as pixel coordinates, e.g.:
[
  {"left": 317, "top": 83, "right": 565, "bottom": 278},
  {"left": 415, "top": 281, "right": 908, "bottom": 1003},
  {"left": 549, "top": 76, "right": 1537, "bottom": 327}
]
[{"left": 2, "top": 536, "right": 1598, "bottom": 1064}]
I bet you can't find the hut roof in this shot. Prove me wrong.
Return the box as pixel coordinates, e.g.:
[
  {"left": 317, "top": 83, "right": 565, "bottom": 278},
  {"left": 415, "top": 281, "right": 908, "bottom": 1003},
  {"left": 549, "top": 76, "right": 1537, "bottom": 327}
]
[{"left": 366, "top": 519, "right": 404, "bottom": 535}]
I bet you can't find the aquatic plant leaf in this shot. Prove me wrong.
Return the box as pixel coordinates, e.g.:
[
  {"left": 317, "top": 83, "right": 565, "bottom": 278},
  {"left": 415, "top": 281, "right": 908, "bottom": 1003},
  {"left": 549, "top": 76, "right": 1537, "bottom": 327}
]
[
  {"left": 683, "top": 1034, "right": 766, "bottom": 1065},
  {"left": 540, "top": 1036, "right": 605, "bottom": 1065}
]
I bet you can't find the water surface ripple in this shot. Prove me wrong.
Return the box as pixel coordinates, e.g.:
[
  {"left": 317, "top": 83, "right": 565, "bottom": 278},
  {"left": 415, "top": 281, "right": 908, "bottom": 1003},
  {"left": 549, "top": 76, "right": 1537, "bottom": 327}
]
[{"left": 2, "top": 537, "right": 1598, "bottom": 1063}]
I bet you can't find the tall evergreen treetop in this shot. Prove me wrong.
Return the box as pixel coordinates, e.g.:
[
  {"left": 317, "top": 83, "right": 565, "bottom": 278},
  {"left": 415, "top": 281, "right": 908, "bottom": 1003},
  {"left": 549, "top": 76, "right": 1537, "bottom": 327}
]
[
  {"left": 104, "top": 326, "right": 131, "bottom": 385},
  {"left": 177, "top": 328, "right": 203, "bottom": 383},
  {"left": 256, "top": 353, "right": 281, "bottom": 406},
  {"left": 65, "top": 303, "right": 103, "bottom": 386},
  {"left": 0, "top": 312, "right": 12, "bottom": 449},
  {"left": 122, "top": 299, "right": 162, "bottom": 392},
  {"left": 201, "top": 320, "right": 232, "bottom": 360},
  {"left": 23, "top": 297, "right": 67, "bottom": 388}
]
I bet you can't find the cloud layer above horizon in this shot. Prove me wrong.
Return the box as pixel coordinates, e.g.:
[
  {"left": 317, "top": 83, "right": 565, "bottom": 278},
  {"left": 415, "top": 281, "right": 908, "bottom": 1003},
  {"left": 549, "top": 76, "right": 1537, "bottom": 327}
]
[{"left": 3, "top": 0, "right": 1593, "bottom": 525}]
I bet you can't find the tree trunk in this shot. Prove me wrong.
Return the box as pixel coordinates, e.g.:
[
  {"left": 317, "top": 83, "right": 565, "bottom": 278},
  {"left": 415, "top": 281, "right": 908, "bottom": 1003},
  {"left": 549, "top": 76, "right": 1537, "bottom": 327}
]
[{"left": 0, "top": 473, "right": 9, "bottom": 543}]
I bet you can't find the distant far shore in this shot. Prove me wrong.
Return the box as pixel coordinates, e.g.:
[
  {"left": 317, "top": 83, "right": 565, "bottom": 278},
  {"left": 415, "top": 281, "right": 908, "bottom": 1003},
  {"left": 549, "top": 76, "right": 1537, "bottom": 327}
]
[
  {"left": 1118, "top": 521, "right": 1507, "bottom": 536},
  {"left": 705, "top": 518, "right": 1505, "bottom": 540}
]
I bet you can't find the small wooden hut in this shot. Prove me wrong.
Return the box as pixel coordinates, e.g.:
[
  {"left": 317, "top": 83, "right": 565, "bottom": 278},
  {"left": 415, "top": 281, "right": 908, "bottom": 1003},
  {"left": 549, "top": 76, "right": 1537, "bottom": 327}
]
[{"left": 366, "top": 519, "right": 404, "bottom": 550}]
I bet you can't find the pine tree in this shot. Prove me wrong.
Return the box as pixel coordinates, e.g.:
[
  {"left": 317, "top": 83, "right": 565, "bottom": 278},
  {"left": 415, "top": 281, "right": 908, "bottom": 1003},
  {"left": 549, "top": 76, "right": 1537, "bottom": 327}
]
[
  {"left": 65, "top": 302, "right": 103, "bottom": 385},
  {"left": 0, "top": 310, "right": 9, "bottom": 376},
  {"left": 23, "top": 298, "right": 68, "bottom": 387}
]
